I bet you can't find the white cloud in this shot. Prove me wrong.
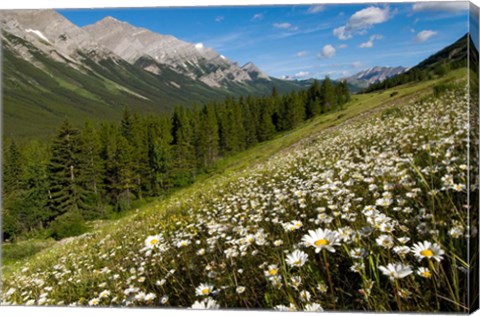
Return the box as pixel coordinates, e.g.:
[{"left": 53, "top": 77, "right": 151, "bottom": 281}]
[
  {"left": 416, "top": 30, "right": 437, "bottom": 42},
  {"left": 215, "top": 16, "right": 224, "bottom": 22},
  {"left": 194, "top": 43, "right": 204, "bottom": 49},
  {"left": 252, "top": 13, "right": 263, "bottom": 21},
  {"left": 307, "top": 5, "right": 324, "bottom": 14},
  {"left": 296, "top": 50, "right": 308, "bottom": 57},
  {"left": 352, "top": 61, "right": 364, "bottom": 68},
  {"left": 337, "top": 44, "right": 348, "bottom": 49},
  {"left": 359, "top": 41, "right": 374, "bottom": 48},
  {"left": 359, "top": 34, "right": 383, "bottom": 48},
  {"left": 318, "top": 44, "right": 336, "bottom": 58},
  {"left": 273, "top": 22, "right": 292, "bottom": 29},
  {"left": 412, "top": 2, "right": 468, "bottom": 13},
  {"left": 295, "top": 71, "right": 310, "bottom": 78},
  {"left": 273, "top": 22, "right": 299, "bottom": 31},
  {"left": 333, "top": 6, "right": 390, "bottom": 40}
]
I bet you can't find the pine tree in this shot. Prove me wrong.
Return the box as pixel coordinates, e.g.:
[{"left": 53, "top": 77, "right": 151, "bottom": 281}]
[
  {"left": 78, "top": 121, "right": 105, "bottom": 218},
  {"left": 3, "top": 139, "right": 23, "bottom": 194},
  {"left": 197, "top": 104, "right": 219, "bottom": 170},
  {"left": 171, "top": 107, "right": 196, "bottom": 187},
  {"left": 47, "top": 120, "right": 86, "bottom": 216},
  {"left": 335, "top": 80, "right": 351, "bottom": 109},
  {"left": 306, "top": 80, "right": 322, "bottom": 118},
  {"left": 102, "top": 124, "right": 136, "bottom": 211},
  {"left": 146, "top": 116, "right": 172, "bottom": 195},
  {"left": 257, "top": 98, "right": 276, "bottom": 141},
  {"left": 321, "top": 77, "right": 336, "bottom": 112}
]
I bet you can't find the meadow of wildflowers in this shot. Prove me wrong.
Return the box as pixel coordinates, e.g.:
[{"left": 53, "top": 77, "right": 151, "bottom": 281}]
[{"left": 0, "top": 86, "right": 473, "bottom": 312}]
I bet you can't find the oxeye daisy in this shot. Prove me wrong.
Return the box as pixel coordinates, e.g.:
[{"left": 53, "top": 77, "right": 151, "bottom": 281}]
[
  {"left": 99, "top": 290, "right": 110, "bottom": 299},
  {"left": 379, "top": 263, "right": 413, "bottom": 281},
  {"left": 304, "top": 303, "right": 324, "bottom": 312},
  {"left": 144, "top": 235, "right": 161, "bottom": 249},
  {"left": 376, "top": 234, "right": 394, "bottom": 249},
  {"left": 190, "top": 298, "right": 220, "bottom": 309},
  {"left": 264, "top": 264, "right": 280, "bottom": 278},
  {"left": 195, "top": 283, "right": 214, "bottom": 296},
  {"left": 300, "top": 290, "right": 311, "bottom": 302},
  {"left": 302, "top": 228, "right": 340, "bottom": 253},
  {"left": 236, "top": 286, "right": 246, "bottom": 294},
  {"left": 88, "top": 297, "right": 100, "bottom": 306},
  {"left": 411, "top": 241, "right": 444, "bottom": 262},
  {"left": 285, "top": 249, "right": 308, "bottom": 268},
  {"left": 417, "top": 267, "right": 433, "bottom": 278}
]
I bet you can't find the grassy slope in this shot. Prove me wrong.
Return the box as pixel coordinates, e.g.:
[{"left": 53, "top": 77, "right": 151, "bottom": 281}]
[{"left": 1, "top": 68, "right": 467, "bottom": 276}]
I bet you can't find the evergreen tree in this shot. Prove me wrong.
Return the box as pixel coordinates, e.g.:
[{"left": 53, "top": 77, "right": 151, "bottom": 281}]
[
  {"left": 47, "top": 120, "right": 87, "bottom": 217},
  {"left": 257, "top": 98, "right": 276, "bottom": 141},
  {"left": 306, "top": 80, "right": 322, "bottom": 118},
  {"left": 197, "top": 104, "right": 219, "bottom": 170},
  {"left": 78, "top": 121, "right": 105, "bottom": 218},
  {"left": 171, "top": 107, "right": 196, "bottom": 187},
  {"left": 146, "top": 115, "right": 172, "bottom": 195},
  {"left": 335, "top": 80, "right": 351, "bottom": 109},
  {"left": 321, "top": 77, "right": 336, "bottom": 112},
  {"left": 103, "top": 128, "right": 136, "bottom": 210},
  {"left": 3, "top": 139, "right": 23, "bottom": 194}
]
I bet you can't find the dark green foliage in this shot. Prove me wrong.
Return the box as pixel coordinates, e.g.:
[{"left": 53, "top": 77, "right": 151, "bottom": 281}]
[
  {"left": 4, "top": 78, "right": 349, "bottom": 239},
  {"left": 171, "top": 107, "right": 196, "bottom": 187},
  {"left": 78, "top": 121, "right": 105, "bottom": 218},
  {"left": 47, "top": 120, "right": 87, "bottom": 217},
  {"left": 47, "top": 210, "right": 88, "bottom": 240},
  {"left": 3, "top": 139, "right": 23, "bottom": 194}
]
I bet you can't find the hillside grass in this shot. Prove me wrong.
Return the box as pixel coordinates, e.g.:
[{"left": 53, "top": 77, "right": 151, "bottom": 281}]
[{"left": 2, "top": 68, "right": 467, "bottom": 277}]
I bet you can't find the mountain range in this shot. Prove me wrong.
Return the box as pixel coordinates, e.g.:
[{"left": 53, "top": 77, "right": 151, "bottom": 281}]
[
  {"left": 341, "top": 66, "right": 408, "bottom": 89},
  {"left": 1, "top": 10, "right": 299, "bottom": 138},
  {"left": 1, "top": 9, "right": 468, "bottom": 139}
]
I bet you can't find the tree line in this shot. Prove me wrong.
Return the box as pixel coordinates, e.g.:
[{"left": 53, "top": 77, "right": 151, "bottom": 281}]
[{"left": 2, "top": 78, "right": 350, "bottom": 240}]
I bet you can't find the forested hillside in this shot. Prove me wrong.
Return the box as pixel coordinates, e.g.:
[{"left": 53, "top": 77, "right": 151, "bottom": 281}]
[{"left": 2, "top": 79, "right": 350, "bottom": 240}]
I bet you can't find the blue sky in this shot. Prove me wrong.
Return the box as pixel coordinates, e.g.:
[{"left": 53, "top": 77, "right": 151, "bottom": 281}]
[{"left": 58, "top": 2, "right": 470, "bottom": 79}]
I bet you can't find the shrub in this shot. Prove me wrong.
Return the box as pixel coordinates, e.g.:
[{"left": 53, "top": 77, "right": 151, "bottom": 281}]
[{"left": 47, "top": 210, "right": 88, "bottom": 240}]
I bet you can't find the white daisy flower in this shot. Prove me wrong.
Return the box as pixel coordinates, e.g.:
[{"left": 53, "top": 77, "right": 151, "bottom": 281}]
[
  {"left": 304, "top": 303, "right": 324, "bottom": 312},
  {"left": 285, "top": 249, "right": 308, "bottom": 268},
  {"left": 144, "top": 235, "right": 161, "bottom": 249},
  {"left": 379, "top": 263, "right": 413, "bottom": 281},
  {"left": 190, "top": 297, "right": 220, "bottom": 309},
  {"left": 417, "top": 267, "right": 433, "bottom": 278},
  {"left": 195, "top": 283, "right": 214, "bottom": 296},
  {"left": 302, "top": 228, "right": 340, "bottom": 253},
  {"left": 88, "top": 298, "right": 100, "bottom": 306},
  {"left": 411, "top": 241, "right": 444, "bottom": 262}
]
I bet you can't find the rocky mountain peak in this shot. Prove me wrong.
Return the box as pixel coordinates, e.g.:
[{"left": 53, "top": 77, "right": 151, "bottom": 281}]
[{"left": 241, "top": 62, "right": 271, "bottom": 81}]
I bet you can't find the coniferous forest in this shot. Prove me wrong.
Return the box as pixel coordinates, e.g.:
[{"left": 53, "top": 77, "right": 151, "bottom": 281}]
[{"left": 2, "top": 79, "right": 350, "bottom": 241}]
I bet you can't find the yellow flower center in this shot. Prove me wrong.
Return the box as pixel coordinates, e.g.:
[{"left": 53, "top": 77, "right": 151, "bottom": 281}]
[
  {"left": 201, "top": 288, "right": 210, "bottom": 295},
  {"left": 149, "top": 238, "right": 159, "bottom": 245},
  {"left": 295, "top": 223, "right": 302, "bottom": 228},
  {"left": 293, "top": 260, "right": 301, "bottom": 266},
  {"left": 314, "top": 239, "right": 329, "bottom": 247},
  {"left": 269, "top": 268, "right": 278, "bottom": 276},
  {"left": 420, "top": 249, "right": 433, "bottom": 257},
  {"left": 421, "top": 271, "right": 432, "bottom": 278}
]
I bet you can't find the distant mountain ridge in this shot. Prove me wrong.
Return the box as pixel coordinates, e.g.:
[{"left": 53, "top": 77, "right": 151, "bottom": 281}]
[
  {"left": 366, "top": 33, "right": 474, "bottom": 92},
  {"left": 0, "top": 10, "right": 301, "bottom": 138},
  {"left": 342, "top": 66, "right": 407, "bottom": 89}
]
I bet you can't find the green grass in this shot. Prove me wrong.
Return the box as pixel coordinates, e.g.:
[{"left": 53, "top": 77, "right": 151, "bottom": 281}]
[{"left": 2, "top": 239, "right": 56, "bottom": 266}]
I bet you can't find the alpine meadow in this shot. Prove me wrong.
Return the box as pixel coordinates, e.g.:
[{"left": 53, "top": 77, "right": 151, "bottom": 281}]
[{"left": 1, "top": 2, "right": 479, "bottom": 314}]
